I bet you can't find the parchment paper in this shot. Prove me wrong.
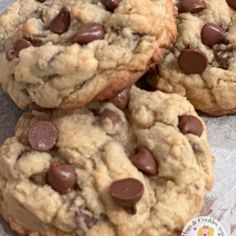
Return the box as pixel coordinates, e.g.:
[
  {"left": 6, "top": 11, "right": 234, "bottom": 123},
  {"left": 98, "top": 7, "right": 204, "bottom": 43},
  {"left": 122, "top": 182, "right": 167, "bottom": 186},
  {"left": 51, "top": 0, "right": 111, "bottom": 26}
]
[{"left": 0, "top": 0, "right": 235, "bottom": 235}]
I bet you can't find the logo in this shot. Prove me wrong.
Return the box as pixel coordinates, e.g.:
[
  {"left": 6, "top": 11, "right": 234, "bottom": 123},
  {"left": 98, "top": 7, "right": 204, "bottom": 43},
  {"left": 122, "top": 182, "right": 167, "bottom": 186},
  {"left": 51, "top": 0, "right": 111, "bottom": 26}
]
[{"left": 181, "top": 216, "right": 227, "bottom": 236}]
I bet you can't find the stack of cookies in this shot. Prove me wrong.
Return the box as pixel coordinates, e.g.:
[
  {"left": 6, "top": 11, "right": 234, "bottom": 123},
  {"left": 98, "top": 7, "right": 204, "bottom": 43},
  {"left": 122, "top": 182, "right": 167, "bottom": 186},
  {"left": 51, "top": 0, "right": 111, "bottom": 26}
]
[{"left": 2, "top": 0, "right": 232, "bottom": 235}]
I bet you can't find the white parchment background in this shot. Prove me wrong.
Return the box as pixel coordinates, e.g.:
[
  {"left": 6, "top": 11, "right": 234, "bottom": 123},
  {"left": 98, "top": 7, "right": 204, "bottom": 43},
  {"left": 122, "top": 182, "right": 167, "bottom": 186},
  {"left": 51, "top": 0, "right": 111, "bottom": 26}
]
[{"left": 0, "top": 0, "right": 235, "bottom": 235}]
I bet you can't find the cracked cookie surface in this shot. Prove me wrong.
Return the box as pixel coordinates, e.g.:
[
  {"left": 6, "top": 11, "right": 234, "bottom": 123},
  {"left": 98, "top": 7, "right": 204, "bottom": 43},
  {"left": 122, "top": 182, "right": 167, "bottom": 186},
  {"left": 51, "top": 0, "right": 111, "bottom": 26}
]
[
  {"left": 0, "top": 86, "right": 213, "bottom": 236},
  {"left": 0, "top": 0, "right": 176, "bottom": 109},
  {"left": 155, "top": 0, "right": 236, "bottom": 115}
]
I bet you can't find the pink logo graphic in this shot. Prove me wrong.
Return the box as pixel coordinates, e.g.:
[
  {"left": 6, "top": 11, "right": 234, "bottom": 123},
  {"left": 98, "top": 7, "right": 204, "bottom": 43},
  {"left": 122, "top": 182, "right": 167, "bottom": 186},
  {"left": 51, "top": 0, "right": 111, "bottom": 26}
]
[{"left": 197, "top": 225, "right": 215, "bottom": 236}]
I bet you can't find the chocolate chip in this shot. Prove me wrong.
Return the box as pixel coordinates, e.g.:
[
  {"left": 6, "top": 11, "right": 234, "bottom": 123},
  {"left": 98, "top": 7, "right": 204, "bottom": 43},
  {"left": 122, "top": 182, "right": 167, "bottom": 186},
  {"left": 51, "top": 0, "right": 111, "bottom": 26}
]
[
  {"left": 26, "top": 35, "right": 45, "bottom": 46},
  {"left": 190, "top": 142, "right": 202, "bottom": 153},
  {"left": 135, "top": 68, "right": 157, "bottom": 92},
  {"left": 178, "top": 0, "right": 205, "bottom": 13},
  {"left": 36, "top": 0, "right": 46, "bottom": 2},
  {"left": 6, "top": 50, "right": 17, "bottom": 61},
  {"left": 125, "top": 207, "right": 137, "bottom": 214},
  {"left": 14, "top": 39, "right": 31, "bottom": 54},
  {"left": 226, "top": 0, "right": 236, "bottom": 10},
  {"left": 109, "top": 178, "right": 144, "bottom": 214},
  {"left": 130, "top": 147, "right": 157, "bottom": 175},
  {"left": 98, "top": 109, "right": 121, "bottom": 125},
  {"left": 48, "top": 7, "right": 71, "bottom": 35},
  {"left": 201, "top": 23, "right": 228, "bottom": 47},
  {"left": 110, "top": 87, "right": 130, "bottom": 109},
  {"left": 101, "top": 0, "right": 122, "bottom": 12},
  {"left": 6, "top": 39, "right": 31, "bottom": 61},
  {"left": 28, "top": 121, "right": 58, "bottom": 151},
  {"left": 71, "top": 22, "right": 105, "bottom": 45},
  {"left": 47, "top": 163, "right": 76, "bottom": 194},
  {"left": 178, "top": 48, "right": 208, "bottom": 74},
  {"left": 178, "top": 115, "right": 203, "bottom": 137},
  {"left": 75, "top": 209, "right": 96, "bottom": 229},
  {"left": 214, "top": 45, "right": 233, "bottom": 70}
]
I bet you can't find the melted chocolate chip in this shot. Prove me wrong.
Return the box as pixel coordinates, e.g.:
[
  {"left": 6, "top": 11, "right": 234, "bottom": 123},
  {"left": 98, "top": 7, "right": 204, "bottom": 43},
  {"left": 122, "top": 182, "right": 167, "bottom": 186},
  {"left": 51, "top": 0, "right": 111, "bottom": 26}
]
[
  {"left": 201, "top": 23, "right": 228, "bottom": 47},
  {"left": 98, "top": 109, "right": 121, "bottom": 125},
  {"left": 101, "top": 0, "right": 122, "bottom": 12},
  {"left": 226, "top": 0, "right": 236, "bottom": 10},
  {"left": 130, "top": 147, "right": 157, "bottom": 175},
  {"left": 178, "top": 115, "right": 203, "bottom": 137},
  {"left": 110, "top": 87, "right": 130, "bottom": 109},
  {"left": 75, "top": 209, "right": 96, "bottom": 229},
  {"left": 47, "top": 163, "right": 76, "bottom": 194},
  {"left": 48, "top": 7, "right": 71, "bottom": 34},
  {"left": 6, "top": 39, "right": 31, "bottom": 61},
  {"left": 28, "top": 121, "right": 58, "bottom": 151},
  {"left": 36, "top": 0, "right": 46, "bottom": 2},
  {"left": 71, "top": 22, "right": 105, "bottom": 45},
  {"left": 109, "top": 178, "right": 144, "bottom": 214},
  {"left": 178, "top": 48, "right": 208, "bottom": 74},
  {"left": 178, "top": 0, "right": 205, "bottom": 13},
  {"left": 214, "top": 45, "right": 233, "bottom": 70}
]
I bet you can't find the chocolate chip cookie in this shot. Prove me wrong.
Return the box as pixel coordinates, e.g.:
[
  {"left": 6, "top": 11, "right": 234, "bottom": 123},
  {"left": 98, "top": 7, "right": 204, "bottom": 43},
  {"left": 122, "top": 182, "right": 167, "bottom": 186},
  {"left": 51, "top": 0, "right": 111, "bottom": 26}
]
[
  {"left": 0, "top": 86, "right": 213, "bottom": 236},
  {"left": 155, "top": 0, "right": 236, "bottom": 115},
  {"left": 0, "top": 0, "right": 176, "bottom": 110}
]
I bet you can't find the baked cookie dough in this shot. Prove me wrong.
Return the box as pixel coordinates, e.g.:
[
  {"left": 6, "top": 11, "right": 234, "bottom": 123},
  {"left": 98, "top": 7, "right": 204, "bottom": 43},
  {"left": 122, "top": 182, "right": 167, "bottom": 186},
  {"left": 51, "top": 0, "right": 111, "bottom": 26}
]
[
  {"left": 156, "top": 0, "right": 236, "bottom": 115},
  {"left": 0, "top": 0, "right": 176, "bottom": 109},
  {"left": 0, "top": 86, "right": 213, "bottom": 236}
]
